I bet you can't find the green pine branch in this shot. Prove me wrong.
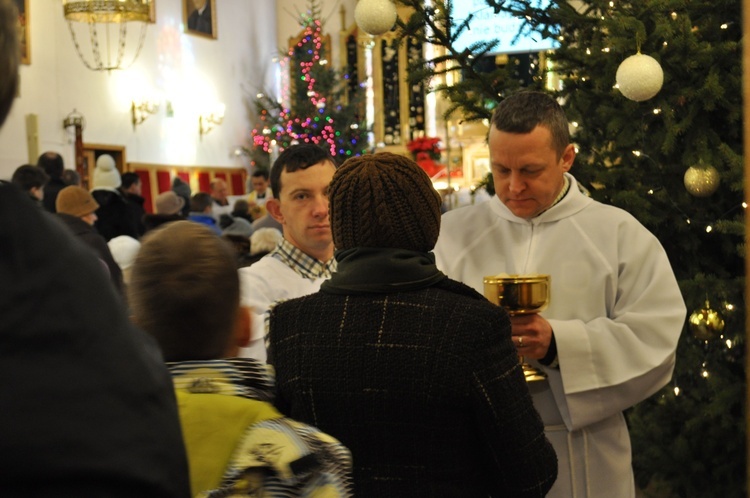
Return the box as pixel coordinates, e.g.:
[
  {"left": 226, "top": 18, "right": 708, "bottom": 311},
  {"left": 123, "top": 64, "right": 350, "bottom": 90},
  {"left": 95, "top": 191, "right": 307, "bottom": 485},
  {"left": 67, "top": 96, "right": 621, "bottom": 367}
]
[{"left": 393, "top": 0, "right": 745, "bottom": 495}]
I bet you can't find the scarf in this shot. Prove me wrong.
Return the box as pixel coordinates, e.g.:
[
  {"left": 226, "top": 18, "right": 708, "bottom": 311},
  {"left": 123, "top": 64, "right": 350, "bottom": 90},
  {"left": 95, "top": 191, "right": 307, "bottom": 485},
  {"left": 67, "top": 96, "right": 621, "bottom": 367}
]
[{"left": 321, "top": 247, "right": 447, "bottom": 295}]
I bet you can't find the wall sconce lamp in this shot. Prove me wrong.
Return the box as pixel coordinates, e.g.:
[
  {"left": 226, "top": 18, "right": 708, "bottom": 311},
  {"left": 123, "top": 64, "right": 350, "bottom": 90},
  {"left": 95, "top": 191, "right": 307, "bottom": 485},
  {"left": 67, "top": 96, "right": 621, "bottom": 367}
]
[
  {"left": 199, "top": 104, "right": 226, "bottom": 137},
  {"left": 131, "top": 100, "right": 159, "bottom": 128}
]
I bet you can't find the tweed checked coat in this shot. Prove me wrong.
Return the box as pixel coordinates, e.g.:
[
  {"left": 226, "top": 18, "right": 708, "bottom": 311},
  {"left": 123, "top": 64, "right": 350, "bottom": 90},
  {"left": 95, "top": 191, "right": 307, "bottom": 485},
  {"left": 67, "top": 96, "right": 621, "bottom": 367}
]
[{"left": 269, "top": 277, "right": 557, "bottom": 498}]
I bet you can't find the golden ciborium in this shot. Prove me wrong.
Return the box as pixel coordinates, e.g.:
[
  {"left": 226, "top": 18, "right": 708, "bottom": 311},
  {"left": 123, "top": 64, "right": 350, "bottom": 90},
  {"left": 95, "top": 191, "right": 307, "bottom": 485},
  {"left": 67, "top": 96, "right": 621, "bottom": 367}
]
[{"left": 483, "top": 274, "right": 550, "bottom": 382}]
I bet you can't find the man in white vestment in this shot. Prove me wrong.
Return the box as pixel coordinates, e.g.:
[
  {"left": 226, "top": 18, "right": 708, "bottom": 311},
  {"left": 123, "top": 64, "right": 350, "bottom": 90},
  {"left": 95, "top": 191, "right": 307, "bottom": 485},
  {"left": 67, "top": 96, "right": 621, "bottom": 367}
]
[
  {"left": 434, "top": 91, "right": 686, "bottom": 498},
  {"left": 238, "top": 144, "right": 337, "bottom": 362}
]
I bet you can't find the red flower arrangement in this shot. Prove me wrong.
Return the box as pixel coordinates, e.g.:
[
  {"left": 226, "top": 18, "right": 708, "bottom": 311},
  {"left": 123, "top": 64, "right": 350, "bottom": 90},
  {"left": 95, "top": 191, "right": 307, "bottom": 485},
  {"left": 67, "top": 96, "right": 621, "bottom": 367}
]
[{"left": 406, "top": 136, "right": 442, "bottom": 160}]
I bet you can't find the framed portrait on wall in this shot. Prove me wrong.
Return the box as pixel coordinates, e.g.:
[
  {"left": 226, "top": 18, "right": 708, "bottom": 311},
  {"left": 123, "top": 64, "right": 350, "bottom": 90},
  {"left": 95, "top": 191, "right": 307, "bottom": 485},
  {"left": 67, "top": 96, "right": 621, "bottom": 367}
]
[
  {"left": 183, "top": 0, "right": 216, "bottom": 39},
  {"left": 14, "top": 0, "right": 29, "bottom": 64}
]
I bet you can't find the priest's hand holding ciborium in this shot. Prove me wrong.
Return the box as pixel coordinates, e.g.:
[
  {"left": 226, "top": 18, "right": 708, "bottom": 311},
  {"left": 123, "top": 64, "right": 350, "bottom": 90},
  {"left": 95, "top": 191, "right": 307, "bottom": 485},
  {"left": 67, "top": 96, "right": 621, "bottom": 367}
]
[{"left": 483, "top": 274, "right": 550, "bottom": 382}]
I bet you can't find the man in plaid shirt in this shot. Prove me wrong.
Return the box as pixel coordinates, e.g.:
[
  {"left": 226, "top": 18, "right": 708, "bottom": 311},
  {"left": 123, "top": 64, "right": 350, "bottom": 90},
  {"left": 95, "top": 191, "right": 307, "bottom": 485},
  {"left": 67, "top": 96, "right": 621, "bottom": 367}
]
[{"left": 238, "top": 144, "right": 338, "bottom": 363}]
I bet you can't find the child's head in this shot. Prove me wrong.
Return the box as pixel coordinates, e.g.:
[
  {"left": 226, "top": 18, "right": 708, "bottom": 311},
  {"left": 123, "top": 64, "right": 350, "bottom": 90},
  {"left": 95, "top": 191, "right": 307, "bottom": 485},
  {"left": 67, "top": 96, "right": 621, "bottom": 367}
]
[{"left": 128, "top": 221, "right": 249, "bottom": 361}]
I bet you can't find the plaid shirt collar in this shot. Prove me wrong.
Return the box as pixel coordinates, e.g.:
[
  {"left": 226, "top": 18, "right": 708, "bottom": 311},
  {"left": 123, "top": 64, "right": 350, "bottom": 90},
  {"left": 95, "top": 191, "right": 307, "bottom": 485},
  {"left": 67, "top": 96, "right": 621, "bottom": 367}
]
[{"left": 270, "top": 238, "right": 337, "bottom": 280}]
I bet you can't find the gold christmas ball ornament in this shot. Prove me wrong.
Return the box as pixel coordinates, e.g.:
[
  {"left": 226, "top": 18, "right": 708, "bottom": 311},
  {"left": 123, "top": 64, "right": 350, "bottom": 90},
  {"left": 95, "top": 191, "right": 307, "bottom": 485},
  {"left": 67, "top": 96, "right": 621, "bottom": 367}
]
[
  {"left": 616, "top": 53, "right": 664, "bottom": 102},
  {"left": 689, "top": 303, "right": 725, "bottom": 340},
  {"left": 354, "top": 0, "right": 397, "bottom": 36},
  {"left": 683, "top": 165, "right": 720, "bottom": 197}
]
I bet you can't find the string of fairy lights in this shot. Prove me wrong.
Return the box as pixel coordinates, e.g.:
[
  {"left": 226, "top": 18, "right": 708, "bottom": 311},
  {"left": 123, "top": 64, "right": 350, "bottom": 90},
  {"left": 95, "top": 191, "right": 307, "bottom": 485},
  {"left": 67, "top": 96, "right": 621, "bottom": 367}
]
[
  {"left": 554, "top": 3, "right": 743, "bottom": 391},
  {"left": 251, "top": 16, "right": 353, "bottom": 159}
]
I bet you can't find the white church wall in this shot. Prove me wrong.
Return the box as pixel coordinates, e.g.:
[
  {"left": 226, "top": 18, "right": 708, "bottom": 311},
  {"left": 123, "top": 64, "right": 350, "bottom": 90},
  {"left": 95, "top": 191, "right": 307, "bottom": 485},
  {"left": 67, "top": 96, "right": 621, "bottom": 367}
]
[{"left": 0, "top": 0, "right": 278, "bottom": 180}]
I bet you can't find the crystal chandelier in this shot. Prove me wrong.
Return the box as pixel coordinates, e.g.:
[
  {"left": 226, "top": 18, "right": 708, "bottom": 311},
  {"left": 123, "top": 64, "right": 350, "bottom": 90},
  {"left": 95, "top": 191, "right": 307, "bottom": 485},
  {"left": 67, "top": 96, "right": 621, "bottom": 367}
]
[{"left": 62, "top": 0, "right": 151, "bottom": 71}]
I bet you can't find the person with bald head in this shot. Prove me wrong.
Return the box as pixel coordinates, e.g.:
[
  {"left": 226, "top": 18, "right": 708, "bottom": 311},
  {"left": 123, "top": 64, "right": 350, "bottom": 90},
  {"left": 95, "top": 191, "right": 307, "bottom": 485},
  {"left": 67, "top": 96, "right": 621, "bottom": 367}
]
[{"left": 209, "top": 177, "right": 233, "bottom": 219}]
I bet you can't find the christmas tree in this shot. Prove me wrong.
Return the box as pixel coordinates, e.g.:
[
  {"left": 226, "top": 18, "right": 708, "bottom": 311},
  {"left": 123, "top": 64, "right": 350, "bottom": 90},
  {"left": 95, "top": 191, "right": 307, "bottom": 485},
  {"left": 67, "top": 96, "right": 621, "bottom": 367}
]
[
  {"left": 247, "top": 1, "right": 368, "bottom": 170},
  {"left": 396, "top": 1, "right": 745, "bottom": 496}
]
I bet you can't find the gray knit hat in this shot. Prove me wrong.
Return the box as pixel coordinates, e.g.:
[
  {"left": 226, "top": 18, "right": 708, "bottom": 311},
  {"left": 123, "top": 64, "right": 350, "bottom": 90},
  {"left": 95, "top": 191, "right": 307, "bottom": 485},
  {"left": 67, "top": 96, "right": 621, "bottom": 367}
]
[
  {"left": 329, "top": 152, "right": 441, "bottom": 252},
  {"left": 171, "top": 177, "right": 191, "bottom": 198}
]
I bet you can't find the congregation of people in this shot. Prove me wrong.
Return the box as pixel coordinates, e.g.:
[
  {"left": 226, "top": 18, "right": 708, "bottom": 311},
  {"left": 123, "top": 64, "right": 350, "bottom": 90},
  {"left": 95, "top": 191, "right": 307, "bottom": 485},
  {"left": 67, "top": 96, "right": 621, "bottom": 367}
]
[
  {"left": 11, "top": 148, "right": 282, "bottom": 276},
  {"left": 0, "top": 0, "right": 687, "bottom": 495}
]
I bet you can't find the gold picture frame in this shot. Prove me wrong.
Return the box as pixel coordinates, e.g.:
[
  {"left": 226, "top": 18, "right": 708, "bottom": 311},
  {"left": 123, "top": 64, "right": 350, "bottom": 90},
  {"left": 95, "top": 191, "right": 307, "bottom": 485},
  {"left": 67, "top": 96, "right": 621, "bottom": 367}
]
[
  {"left": 183, "top": 0, "right": 216, "bottom": 39},
  {"left": 14, "top": 0, "right": 29, "bottom": 65}
]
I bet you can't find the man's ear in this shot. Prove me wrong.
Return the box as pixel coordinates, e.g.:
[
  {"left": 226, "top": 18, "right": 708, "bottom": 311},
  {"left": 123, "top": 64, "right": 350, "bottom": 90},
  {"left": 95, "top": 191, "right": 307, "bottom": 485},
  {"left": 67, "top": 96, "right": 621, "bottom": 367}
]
[
  {"left": 560, "top": 143, "right": 576, "bottom": 172},
  {"left": 235, "top": 306, "right": 251, "bottom": 347},
  {"left": 266, "top": 198, "right": 284, "bottom": 224}
]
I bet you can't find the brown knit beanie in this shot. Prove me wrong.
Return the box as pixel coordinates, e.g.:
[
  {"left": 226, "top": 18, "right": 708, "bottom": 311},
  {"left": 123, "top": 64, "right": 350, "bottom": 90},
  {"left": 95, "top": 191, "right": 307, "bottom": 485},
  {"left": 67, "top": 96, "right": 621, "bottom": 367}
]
[
  {"left": 56, "top": 186, "right": 100, "bottom": 218},
  {"left": 330, "top": 152, "right": 442, "bottom": 252}
]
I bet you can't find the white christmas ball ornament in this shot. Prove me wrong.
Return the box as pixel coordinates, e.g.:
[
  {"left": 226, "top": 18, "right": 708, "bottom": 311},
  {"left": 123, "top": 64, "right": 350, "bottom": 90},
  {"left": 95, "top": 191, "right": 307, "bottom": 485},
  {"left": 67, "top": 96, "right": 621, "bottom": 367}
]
[
  {"left": 616, "top": 53, "right": 664, "bottom": 102},
  {"left": 355, "top": 0, "right": 397, "bottom": 36}
]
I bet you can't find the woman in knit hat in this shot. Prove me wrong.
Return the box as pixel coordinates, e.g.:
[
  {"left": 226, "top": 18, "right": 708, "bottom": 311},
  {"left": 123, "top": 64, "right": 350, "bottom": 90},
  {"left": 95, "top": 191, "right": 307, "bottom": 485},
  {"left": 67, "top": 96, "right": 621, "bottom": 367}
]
[
  {"left": 56, "top": 185, "right": 124, "bottom": 295},
  {"left": 90, "top": 154, "right": 139, "bottom": 241},
  {"left": 268, "top": 153, "right": 557, "bottom": 497}
]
